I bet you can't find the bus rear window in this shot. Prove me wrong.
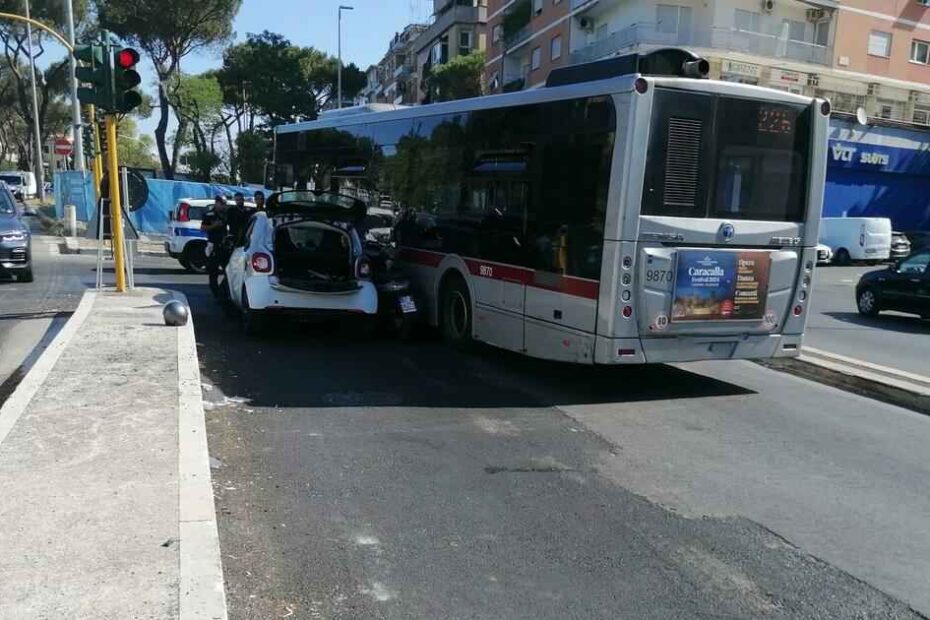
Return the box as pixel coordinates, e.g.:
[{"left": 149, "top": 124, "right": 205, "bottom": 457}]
[{"left": 642, "top": 89, "right": 811, "bottom": 222}]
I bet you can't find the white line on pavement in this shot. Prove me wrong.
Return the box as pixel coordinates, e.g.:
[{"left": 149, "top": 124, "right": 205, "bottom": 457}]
[
  {"left": 174, "top": 290, "right": 228, "bottom": 620},
  {"left": 0, "top": 291, "right": 96, "bottom": 448}
]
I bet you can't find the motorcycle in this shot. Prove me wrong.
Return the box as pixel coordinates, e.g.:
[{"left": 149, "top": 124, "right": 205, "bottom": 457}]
[{"left": 365, "top": 241, "right": 419, "bottom": 339}]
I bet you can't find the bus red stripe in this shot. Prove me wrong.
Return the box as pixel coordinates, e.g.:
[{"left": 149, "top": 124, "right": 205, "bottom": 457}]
[{"left": 401, "top": 248, "right": 600, "bottom": 300}]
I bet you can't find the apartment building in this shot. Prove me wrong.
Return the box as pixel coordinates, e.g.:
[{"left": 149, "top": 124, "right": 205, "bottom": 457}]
[
  {"left": 359, "top": 23, "right": 429, "bottom": 106},
  {"left": 485, "top": 0, "right": 572, "bottom": 93},
  {"left": 413, "top": 0, "right": 488, "bottom": 103}
]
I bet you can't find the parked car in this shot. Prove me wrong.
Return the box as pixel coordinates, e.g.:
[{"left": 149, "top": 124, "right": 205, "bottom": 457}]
[
  {"left": 224, "top": 190, "right": 417, "bottom": 336},
  {"left": 0, "top": 170, "right": 37, "bottom": 199},
  {"left": 0, "top": 182, "right": 32, "bottom": 282},
  {"left": 820, "top": 217, "right": 892, "bottom": 265},
  {"left": 816, "top": 243, "right": 833, "bottom": 265},
  {"left": 166, "top": 198, "right": 255, "bottom": 273},
  {"left": 166, "top": 199, "right": 213, "bottom": 273},
  {"left": 904, "top": 231, "right": 930, "bottom": 253},
  {"left": 855, "top": 250, "right": 930, "bottom": 318},
  {"left": 890, "top": 231, "right": 912, "bottom": 261}
]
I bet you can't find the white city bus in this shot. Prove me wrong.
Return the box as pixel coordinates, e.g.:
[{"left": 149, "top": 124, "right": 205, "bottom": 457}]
[{"left": 271, "top": 48, "right": 829, "bottom": 364}]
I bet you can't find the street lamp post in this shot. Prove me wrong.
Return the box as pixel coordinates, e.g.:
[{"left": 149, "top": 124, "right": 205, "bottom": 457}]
[
  {"left": 337, "top": 5, "right": 353, "bottom": 109},
  {"left": 23, "top": 0, "right": 44, "bottom": 202}
]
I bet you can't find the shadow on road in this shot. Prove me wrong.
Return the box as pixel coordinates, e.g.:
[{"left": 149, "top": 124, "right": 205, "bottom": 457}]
[
  {"left": 175, "top": 282, "right": 754, "bottom": 411},
  {"left": 824, "top": 311, "right": 930, "bottom": 334}
]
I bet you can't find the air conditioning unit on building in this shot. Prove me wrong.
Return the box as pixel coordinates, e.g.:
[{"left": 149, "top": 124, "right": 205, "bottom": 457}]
[
  {"left": 761, "top": 0, "right": 775, "bottom": 13},
  {"left": 867, "top": 82, "right": 881, "bottom": 96},
  {"left": 578, "top": 17, "right": 595, "bottom": 31},
  {"left": 807, "top": 74, "right": 820, "bottom": 87},
  {"left": 806, "top": 9, "right": 825, "bottom": 22}
]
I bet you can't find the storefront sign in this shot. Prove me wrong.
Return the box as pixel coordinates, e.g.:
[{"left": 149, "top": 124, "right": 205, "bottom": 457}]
[
  {"left": 771, "top": 68, "right": 802, "bottom": 84},
  {"left": 672, "top": 251, "right": 771, "bottom": 321},
  {"left": 829, "top": 140, "right": 894, "bottom": 170},
  {"left": 721, "top": 60, "right": 760, "bottom": 79}
]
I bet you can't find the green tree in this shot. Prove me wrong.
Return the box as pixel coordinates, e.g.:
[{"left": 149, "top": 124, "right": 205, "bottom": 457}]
[
  {"left": 172, "top": 73, "right": 223, "bottom": 158},
  {"left": 235, "top": 130, "right": 267, "bottom": 184},
  {"left": 0, "top": 0, "right": 90, "bottom": 170},
  {"left": 426, "top": 52, "right": 485, "bottom": 102},
  {"left": 116, "top": 117, "right": 158, "bottom": 169},
  {"left": 96, "top": 0, "right": 241, "bottom": 179}
]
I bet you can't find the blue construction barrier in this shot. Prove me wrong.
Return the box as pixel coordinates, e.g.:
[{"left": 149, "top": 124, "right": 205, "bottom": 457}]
[{"left": 54, "top": 171, "right": 254, "bottom": 235}]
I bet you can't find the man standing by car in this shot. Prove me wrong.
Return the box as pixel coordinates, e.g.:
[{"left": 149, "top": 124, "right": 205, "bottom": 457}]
[
  {"left": 201, "top": 196, "right": 230, "bottom": 296},
  {"left": 228, "top": 192, "right": 252, "bottom": 245},
  {"left": 253, "top": 190, "right": 266, "bottom": 212}
]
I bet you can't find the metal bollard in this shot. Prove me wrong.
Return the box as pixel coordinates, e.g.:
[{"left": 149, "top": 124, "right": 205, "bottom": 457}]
[{"left": 64, "top": 204, "right": 77, "bottom": 237}]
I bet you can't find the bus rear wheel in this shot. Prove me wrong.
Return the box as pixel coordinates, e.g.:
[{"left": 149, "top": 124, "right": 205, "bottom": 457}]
[{"left": 441, "top": 276, "right": 472, "bottom": 346}]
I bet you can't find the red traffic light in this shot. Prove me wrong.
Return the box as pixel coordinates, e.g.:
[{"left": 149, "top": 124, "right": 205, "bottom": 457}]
[{"left": 116, "top": 48, "right": 139, "bottom": 69}]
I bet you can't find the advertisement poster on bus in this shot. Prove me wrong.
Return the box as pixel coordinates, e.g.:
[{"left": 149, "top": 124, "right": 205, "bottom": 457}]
[{"left": 672, "top": 250, "right": 771, "bottom": 321}]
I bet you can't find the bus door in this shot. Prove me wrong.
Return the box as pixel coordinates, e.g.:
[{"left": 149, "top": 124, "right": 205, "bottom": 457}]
[{"left": 467, "top": 174, "right": 527, "bottom": 352}]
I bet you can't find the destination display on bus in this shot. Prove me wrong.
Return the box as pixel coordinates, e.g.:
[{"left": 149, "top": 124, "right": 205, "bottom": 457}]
[{"left": 671, "top": 250, "right": 771, "bottom": 321}]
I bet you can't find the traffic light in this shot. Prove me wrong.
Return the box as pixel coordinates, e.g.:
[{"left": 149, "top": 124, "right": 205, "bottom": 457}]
[
  {"left": 82, "top": 124, "right": 96, "bottom": 158},
  {"left": 74, "top": 44, "right": 108, "bottom": 107},
  {"left": 113, "top": 47, "right": 142, "bottom": 113}
]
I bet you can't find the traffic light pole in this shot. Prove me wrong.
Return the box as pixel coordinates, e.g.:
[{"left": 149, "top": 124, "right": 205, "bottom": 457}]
[
  {"left": 104, "top": 114, "right": 127, "bottom": 292},
  {"left": 87, "top": 105, "right": 103, "bottom": 200},
  {"left": 64, "top": 0, "right": 82, "bottom": 170}
]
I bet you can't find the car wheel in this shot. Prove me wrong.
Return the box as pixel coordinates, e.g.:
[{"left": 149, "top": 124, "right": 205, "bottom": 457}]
[
  {"left": 440, "top": 275, "right": 472, "bottom": 346},
  {"left": 857, "top": 287, "right": 880, "bottom": 317},
  {"left": 834, "top": 248, "right": 851, "bottom": 266},
  {"left": 17, "top": 267, "right": 33, "bottom": 283},
  {"left": 241, "top": 285, "right": 265, "bottom": 336},
  {"left": 182, "top": 242, "right": 208, "bottom": 274}
]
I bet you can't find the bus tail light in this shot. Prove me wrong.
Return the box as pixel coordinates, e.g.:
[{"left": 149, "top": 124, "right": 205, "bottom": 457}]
[
  {"left": 793, "top": 304, "right": 804, "bottom": 317},
  {"left": 634, "top": 78, "right": 648, "bottom": 94},
  {"left": 177, "top": 202, "right": 191, "bottom": 222},
  {"left": 622, "top": 305, "right": 633, "bottom": 318},
  {"left": 619, "top": 348, "right": 636, "bottom": 357},
  {"left": 251, "top": 252, "right": 272, "bottom": 273},
  {"left": 820, "top": 99, "right": 831, "bottom": 116},
  {"left": 355, "top": 257, "right": 372, "bottom": 279}
]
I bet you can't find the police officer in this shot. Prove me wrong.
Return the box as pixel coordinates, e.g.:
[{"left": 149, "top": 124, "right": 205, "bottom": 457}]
[
  {"left": 201, "top": 196, "right": 230, "bottom": 296},
  {"left": 227, "top": 192, "right": 251, "bottom": 246}
]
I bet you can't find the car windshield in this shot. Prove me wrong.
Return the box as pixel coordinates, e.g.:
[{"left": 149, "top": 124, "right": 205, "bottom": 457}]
[
  {"left": 275, "top": 190, "right": 363, "bottom": 211},
  {"left": 0, "top": 189, "right": 15, "bottom": 214}
]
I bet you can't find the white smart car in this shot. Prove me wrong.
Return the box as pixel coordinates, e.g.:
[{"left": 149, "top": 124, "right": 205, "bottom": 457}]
[{"left": 224, "top": 190, "right": 378, "bottom": 334}]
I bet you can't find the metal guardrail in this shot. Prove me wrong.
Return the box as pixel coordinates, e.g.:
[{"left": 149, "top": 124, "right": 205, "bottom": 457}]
[{"left": 570, "top": 22, "right": 832, "bottom": 66}]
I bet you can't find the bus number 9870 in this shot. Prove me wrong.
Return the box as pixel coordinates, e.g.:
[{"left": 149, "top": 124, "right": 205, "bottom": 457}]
[{"left": 645, "top": 269, "right": 673, "bottom": 283}]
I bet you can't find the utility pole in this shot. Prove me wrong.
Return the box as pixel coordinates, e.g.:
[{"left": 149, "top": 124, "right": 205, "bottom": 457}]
[
  {"left": 64, "top": 0, "right": 83, "bottom": 169},
  {"left": 337, "top": 5, "right": 353, "bottom": 109},
  {"left": 23, "top": 0, "right": 45, "bottom": 202}
]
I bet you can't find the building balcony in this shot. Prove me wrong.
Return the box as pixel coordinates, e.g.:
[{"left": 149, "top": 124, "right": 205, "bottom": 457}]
[
  {"left": 394, "top": 63, "right": 415, "bottom": 79},
  {"left": 570, "top": 22, "right": 833, "bottom": 67},
  {"left": 417, "top": 4, "right": 487, "bottom": 52}
]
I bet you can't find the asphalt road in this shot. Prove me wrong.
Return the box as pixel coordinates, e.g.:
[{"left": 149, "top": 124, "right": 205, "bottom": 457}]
[
  {"left": 806, "top": 264, "right": 929, "bottom": 374},
  {"left": 186, "top": 288, "right": 930, "bottom": 618},
  {"left": 3, "top": 242, "right": 929, "bottom": 618}
]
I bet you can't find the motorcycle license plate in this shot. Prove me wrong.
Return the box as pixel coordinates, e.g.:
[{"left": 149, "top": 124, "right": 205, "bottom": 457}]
[{"left": 399, "top": 295, "right": 417, "bottom": 314}]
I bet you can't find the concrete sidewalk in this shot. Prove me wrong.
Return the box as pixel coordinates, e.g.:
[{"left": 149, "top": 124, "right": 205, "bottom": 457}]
[{"left": 0, "top": 289, "right": 225, "bottom": 619}]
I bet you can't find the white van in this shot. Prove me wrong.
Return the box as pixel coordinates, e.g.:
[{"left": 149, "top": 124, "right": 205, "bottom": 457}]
[
  {"left": 819, "top": 217, "right": 892, "bottom": 265},
  {"left": 0, "top": 171, "right": 37, "bottom": 198}
]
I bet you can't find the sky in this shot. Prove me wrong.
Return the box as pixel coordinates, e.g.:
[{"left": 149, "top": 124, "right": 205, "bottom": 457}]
[{"left": 37, "top": 0, "right": 433, "bottom": 144}]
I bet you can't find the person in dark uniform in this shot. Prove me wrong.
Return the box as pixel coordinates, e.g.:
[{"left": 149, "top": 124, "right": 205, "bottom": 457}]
[
  {"left": 226, "top": 192, "right": 251, "bottom": 246},
  {"left": 253, "top": 190, "right": 266, "bottom": 211},
  {"left": 201, "top": 196, "right": 230, "bottom": 296}
]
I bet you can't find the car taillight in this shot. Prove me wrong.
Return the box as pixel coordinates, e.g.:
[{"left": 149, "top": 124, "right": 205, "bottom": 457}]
[
  {"left": 622, "top": 305, "right": 633, "bottom": 318},
  {"left": 178, "top": 202, "right": 191, "bottom": 222},
  {"left": 793, "top": 304, "right": 804, "bottom": 316},
  {"left": 859, "top": 233, "right": 865, "bottom": 247},
  {"left": 251, "top": 252, "right": 272, "bottom": 273}
]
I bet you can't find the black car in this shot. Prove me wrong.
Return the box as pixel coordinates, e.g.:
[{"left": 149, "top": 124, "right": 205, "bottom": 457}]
[
  {"left": 0, "top": 183, "right": 32, "bottom": 282},
  {"left": 856, "top": 250, "right": 930, "bottom": 318}
]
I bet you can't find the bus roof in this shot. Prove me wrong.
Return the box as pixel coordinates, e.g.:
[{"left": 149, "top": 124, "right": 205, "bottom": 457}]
[{"left": 276, "top": 73, "right": 816, "bottom": 136}]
